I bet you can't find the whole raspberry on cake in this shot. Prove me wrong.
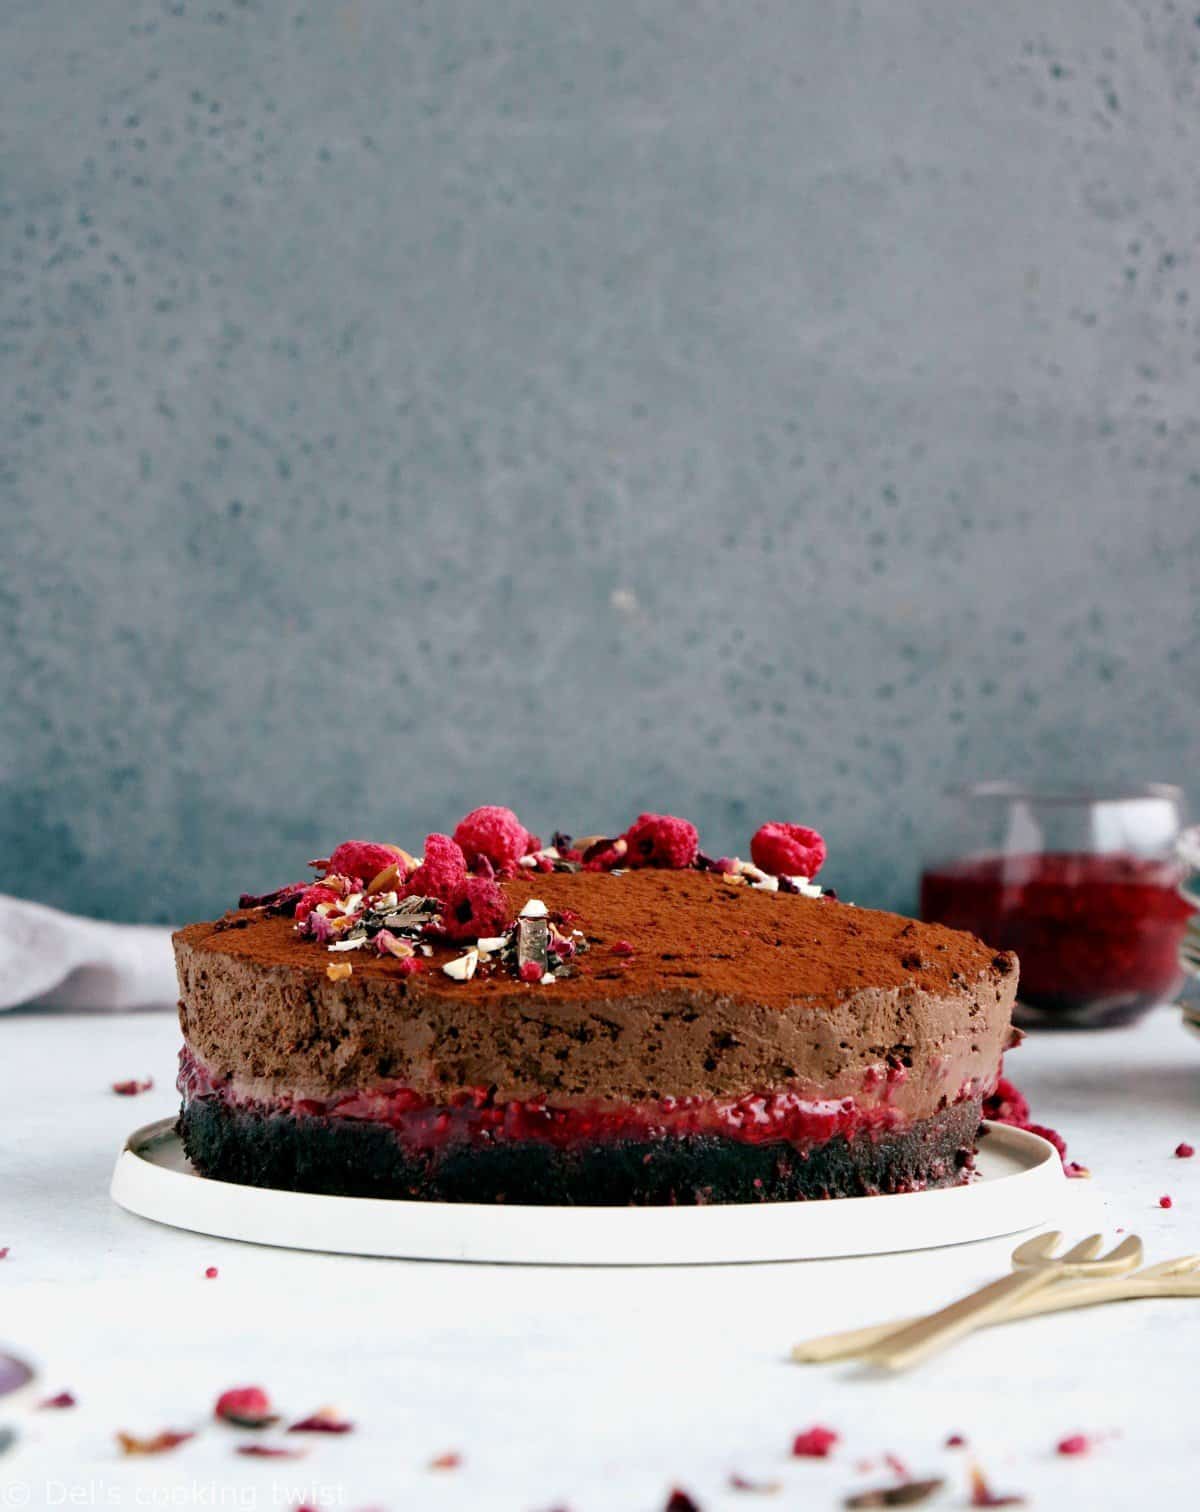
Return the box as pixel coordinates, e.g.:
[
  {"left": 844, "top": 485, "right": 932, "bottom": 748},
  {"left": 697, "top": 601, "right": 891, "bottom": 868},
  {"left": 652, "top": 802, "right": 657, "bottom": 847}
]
[{"left": 172, "top": 810, "right": 1019, "bottom": 1205}]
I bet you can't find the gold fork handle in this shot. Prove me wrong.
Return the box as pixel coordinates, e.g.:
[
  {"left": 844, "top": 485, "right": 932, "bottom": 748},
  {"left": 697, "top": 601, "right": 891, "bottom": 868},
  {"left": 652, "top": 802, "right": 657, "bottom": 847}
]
[
  {"left": 792, "top": 1275, "right": 1198, "bottom": 1363},
  {"left": 865, "top": 1266, "right": 1055, "bottom": 1371}
]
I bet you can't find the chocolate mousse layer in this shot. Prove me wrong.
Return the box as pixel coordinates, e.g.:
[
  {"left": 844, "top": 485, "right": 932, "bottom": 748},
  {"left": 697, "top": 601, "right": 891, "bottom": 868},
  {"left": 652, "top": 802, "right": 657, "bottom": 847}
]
[{"left": 175, "top": 871, "right": 1015, "bottom": 1112}]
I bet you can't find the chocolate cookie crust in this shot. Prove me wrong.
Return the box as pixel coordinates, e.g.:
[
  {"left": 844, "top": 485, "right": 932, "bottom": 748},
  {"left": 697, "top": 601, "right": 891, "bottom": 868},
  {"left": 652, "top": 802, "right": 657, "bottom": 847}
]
[
  {"left": 179, "top": 1093, "right": 982, "bottom": 1205},
  {"left": 174, "top": 871, "right": 1016, "bottom": 1110}
]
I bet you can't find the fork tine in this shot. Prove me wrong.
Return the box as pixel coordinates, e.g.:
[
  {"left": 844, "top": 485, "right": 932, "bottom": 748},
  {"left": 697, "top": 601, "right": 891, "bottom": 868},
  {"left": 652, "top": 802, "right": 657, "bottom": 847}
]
[
  {"left": 1103, "top": 1234, "right": 1145, "bottom": 1267},
  {"left": 1063, "top": 1234, "right": 1104, "bottom": 1262},
  {"left": 1012, "top": 1231, "right": 1061, "bottom": 1264}
]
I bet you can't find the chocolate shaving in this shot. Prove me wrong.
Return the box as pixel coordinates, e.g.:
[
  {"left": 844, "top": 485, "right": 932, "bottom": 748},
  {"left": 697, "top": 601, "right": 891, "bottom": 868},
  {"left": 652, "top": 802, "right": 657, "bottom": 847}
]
[
  {"left": 516, "top": 916, "right": 550, "bottom": 974},
  {"left": 845, "top": 1481, "right": 944, "bottom": 1508}
]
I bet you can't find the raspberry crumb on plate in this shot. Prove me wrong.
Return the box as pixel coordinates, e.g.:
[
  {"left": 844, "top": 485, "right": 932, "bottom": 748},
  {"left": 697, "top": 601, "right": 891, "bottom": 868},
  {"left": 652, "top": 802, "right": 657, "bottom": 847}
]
[{"left": 792, "top": 1425, "right": 839, "bottom": 1458}]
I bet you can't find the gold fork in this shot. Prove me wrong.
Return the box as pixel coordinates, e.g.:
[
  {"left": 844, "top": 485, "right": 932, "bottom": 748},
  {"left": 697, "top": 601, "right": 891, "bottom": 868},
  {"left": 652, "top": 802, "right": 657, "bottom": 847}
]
[
  {"left": 863, "top": 1231, "right": 1144, "bottom": 1371},
  {"left": 792, "top": 1251, "right": 1198, "bottom": 1363}
]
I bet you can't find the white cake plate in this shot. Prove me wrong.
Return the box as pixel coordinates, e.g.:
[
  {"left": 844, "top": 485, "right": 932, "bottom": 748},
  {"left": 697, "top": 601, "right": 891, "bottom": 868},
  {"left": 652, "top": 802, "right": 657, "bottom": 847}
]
[{"left": 110, "top": 1118, "right": 1065, "bottom": 1265}]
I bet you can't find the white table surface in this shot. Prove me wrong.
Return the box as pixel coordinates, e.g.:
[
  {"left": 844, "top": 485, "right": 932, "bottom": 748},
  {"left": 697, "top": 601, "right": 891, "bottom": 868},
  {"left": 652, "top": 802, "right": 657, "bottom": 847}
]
[{"left": 2, "top": 1007, "right": 1198, "bottom": 1511}]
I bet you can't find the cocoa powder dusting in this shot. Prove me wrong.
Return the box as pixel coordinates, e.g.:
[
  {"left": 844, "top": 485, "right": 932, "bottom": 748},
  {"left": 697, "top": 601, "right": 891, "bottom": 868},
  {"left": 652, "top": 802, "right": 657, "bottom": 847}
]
[{"left": 178, "top": 870, "right": 1009, "bottom": 1011}]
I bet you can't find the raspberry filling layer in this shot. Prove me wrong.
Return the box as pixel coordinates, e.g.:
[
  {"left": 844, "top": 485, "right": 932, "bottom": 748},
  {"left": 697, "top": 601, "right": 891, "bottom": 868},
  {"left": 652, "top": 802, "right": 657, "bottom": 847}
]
[{"left": 179, "top": 1048, "right": 984, "bottom": 1154}]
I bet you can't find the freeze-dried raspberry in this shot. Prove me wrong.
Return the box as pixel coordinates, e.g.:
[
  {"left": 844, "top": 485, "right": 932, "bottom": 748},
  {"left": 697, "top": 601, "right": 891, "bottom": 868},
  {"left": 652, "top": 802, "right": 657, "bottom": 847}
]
[
  {"left": 441, "top": 877, "right": 512, "bottom": 942},
  {"left": 792, "top": 1425, "right": 839, "bottom": 1458},
  {"left": 407, "top": 834, "right": 468, "bottom": 901},
  {"left": 1175, "top": 1142, "right": 1195, "bottom": 1158},
  {"left": 519, "top": 960, "right": 543, "bottom": 983},
  {"left": 750, "top": 822, "right": 827, "bottom": 879},
  {"left": 319, "top": 841, "right": 406, "bottom": 884},
  {"left": 623, "top": 813, "right": 699, "bottom": 869},
  {"left": 982, "top": 1077, "right": 1031, "bottom": 1126},
  {"left": 1025, "top": 1123, "right": 1067, "bottom": 1160},
  {"left": 453, "top": 806, "right": 535, "bottom": 877},
  {"left": 215, "top": 1386, "right": 277, "bottom": 1429},
  {"left": 1160, "top": 1194, "right": 1173, "bottom": 1209},
  {"left": 294, "top": 884, "right": 340, "bottom": 923},
  {"left": 1056, "top": 1435, "right": 1090, "bottom": 1456},
  {"left": 205, "top": 1266, "right": 218, "bottom": 1279}
]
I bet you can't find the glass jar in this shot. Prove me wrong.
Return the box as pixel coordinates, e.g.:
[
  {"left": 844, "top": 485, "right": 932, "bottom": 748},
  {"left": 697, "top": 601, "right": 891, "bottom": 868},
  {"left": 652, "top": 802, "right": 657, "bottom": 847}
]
[{"left": 920, "top": 783, "right": 1192, "bottom": 1029}]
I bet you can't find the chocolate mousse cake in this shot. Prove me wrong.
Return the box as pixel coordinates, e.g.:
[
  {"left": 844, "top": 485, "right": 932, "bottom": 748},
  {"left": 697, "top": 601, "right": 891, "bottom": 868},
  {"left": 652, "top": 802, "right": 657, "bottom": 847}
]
[{"left": 173, "top": 810, "right": 1018, "bottom": 1205}]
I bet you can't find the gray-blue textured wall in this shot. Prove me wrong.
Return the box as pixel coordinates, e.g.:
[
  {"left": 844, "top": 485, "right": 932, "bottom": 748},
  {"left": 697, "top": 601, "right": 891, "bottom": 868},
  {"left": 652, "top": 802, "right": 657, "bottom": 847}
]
[{"left": 3, "top": 1, "right": 1198, "bottom": 924}]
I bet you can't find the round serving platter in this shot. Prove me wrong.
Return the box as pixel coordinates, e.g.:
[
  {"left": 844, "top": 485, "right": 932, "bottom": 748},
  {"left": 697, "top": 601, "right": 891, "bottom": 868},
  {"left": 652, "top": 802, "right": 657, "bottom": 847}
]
[{"left": 111, "top": 1118, "right": 1065, "bottom": 1266}]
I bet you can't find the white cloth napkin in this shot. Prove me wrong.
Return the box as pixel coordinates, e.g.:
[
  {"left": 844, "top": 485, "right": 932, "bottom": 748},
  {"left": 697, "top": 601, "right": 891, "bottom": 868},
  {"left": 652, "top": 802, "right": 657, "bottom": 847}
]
[{"left": 0, "top": 894, "right": 177, "bottom": 1011}]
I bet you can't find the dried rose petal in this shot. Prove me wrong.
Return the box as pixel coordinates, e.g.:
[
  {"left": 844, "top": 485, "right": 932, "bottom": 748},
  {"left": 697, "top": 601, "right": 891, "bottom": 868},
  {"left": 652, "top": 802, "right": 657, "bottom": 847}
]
[
  {"left": 288, "top": 1407, "right": 354, "bottom": 1434},
  {"left": 884, "top": 1453, "right": 910, "bottom": 1479},
  {"left": 112, "top": 1077, "right": 154, "bottom": 1096},
  {"left": 215, "top": 1385, "right": 277, "bottom": 1429},
  {"left": 39, "top": 1392, "right": 77, "bottom": 1409},
  {"left": 968, "top": 1465, "right": 1025, "bottom": 1507},
  {"left": 728, "top": 1471, "right": 782, "bottom": 1493},
  {"left": 945, "top": 1434, "right": 967, "bottom": 1448},
  {"left": 611, "top": 939, "right": 635, "bottom": 957},
  {"left": 1175, "top": 1142, "right": 1195, "bottom": 1158},
  {"left": 845, "top": 1480, "right": 944, "bottom": 1509},
  {"left": 375, "top": 930, "right": 414, "bottom": 960},
  {"left": 792, "top": 1425, "right": 839, "bottom": 1458},
  {"left": 664, "top": 1492, "right": 702, "bottom": 1512},
  {"left": 1056, "top": 1435, "right": 1090, "bottom": 1456},
  {"left": 430, "top": 1451, "right": 462, "bottom": 1470},
  {"left": 0, "top": 1248, "right": 9, "bottom": 1260},
  {"left": 116, "top": 1429, "right": 194, "bottom": 1456},
  {"left": 239, "top": 882, "right": 307, "bottom": 915},
  {"left": 237, "top": 1444, "right": 307, "bottom": 1458}
]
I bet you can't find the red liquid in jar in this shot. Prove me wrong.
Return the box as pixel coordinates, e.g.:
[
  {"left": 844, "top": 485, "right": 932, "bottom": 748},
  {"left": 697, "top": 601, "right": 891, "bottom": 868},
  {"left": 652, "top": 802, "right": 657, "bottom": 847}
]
[{"left": 921, "top": 852, "right": 1192, "bottom": 1027}]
